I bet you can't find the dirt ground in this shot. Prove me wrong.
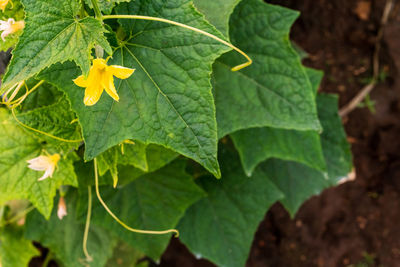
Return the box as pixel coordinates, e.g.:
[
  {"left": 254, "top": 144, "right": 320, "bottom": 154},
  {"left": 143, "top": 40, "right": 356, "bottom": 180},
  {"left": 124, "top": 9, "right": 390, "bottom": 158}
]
[{"left": 158, "top": 0, "right": 400, "bottom": 266}]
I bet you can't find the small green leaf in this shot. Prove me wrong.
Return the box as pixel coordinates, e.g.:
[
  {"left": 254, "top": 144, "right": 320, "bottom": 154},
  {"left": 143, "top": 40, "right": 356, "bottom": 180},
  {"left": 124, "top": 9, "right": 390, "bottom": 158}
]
[
  {"left": 0, "top": 225, "right": 39, "bottom": 267},
  {"left": 25, "top": 192, "right": 117, "bottom": 267},
  {"left": 193, "top": 0, "right": 241, "bottom": 37},
  {"left": 97, "top": 147, "right": 120, "bottom": 187},
  {"left": 214, "top": 0, "right": 321, "bottom": 138},
  {"left": 88, "top": 160, "right": 205, "bottom": 260},
  {"left": 178, "top": 146, "right": 283, "bottom": 267},
  {"left": 2, "top": 0, "right": 112, "bottom": 90},
  {"left": 0, "top": 109, "right": 78, "bottom": 218}
]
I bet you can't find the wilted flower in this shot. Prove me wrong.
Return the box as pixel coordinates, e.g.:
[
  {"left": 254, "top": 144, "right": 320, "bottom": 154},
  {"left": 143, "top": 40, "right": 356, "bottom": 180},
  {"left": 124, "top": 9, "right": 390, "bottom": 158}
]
[
  {"left": 73, "top": 58, "right": 135, "bottom": 106},
  {"left": 27, "top": 154, "right": 60, "bottom": 181},
  {"left": 0, "top": 18, "right": 24, "bottom": 41},
  {"left": 57, "top": 196, "right": 67, "bottom": 220}
]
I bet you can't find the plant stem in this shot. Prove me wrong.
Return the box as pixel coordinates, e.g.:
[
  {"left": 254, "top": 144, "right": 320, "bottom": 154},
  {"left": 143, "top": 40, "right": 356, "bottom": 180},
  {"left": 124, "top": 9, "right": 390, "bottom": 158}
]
[
  {"left": 42, "top": 252, "right": 53, "bottom": 267},
  {"left": 82, "top": 186, "right": 93, "bottom": 262},
  {"left": 102, "top": 14, "right": 252, "bottom": 72},
  {"left": 93, "top": 158, "right": 179, "bottom": 236},
  {"left": 90, "top": 0, "right": 102, "bottom": 21}
]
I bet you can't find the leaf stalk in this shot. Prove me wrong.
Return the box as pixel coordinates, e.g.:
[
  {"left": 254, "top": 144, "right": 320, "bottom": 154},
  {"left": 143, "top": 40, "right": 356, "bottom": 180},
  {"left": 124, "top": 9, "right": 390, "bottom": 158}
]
[{"left": 102, "top": 14, "right": 252, "bottom": 71}]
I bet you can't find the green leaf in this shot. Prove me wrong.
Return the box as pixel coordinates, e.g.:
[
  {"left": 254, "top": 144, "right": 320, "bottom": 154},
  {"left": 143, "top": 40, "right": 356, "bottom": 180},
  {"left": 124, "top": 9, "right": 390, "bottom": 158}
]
[
  {"left": 193, "top": 0, "right": 241, "bottom": 37},
  {"left": 230, "top": 67, "right": 325, "bottom": 176},
  {"left": 84, "top": 0, "right": 130, "bottom": 14},
  {"left": 25, "top": 191, "right": 117, "bottom": 267},
  {"left": 305, "top": 67, "right": 324, "bottom": 96},
  {"left": 178, "top": 146, "right": 283, "bottom": 267},
  {"left": 106, "top": 241, "right": 148, "bottom": 267},
  {"left": 214, "top": 0, "right": 321, "bottom": 138},
  {"left": 40, "top": 0, "right": 229, "bottom": 177},
  {"left": 75, "top": 144, "right": 178, "bottom": 187},
  {"left": 317, "top": 94, "right": 352, "bottom": 182},
  {"left": 0, "top": 109, "right": 78, "bottom": 218},
  {"left": 19, "top": 80, "right": 64, "bottom": 112},
  {"left": 16, "top": 97, "right": 82, "bottom": 151},
  {"left": 89, "top": 160, "right": 205, "bottom": 260},
  {"left": 0, "top": 225, "right": 39, "bottom": 267},
  {"left": 0, "top": 0, "right": 25, "bottom": 52},
  {"left": 1, "top": 0, "right": 112, "bottom": 90},
  {"left": 260, "top": 159, "right": 329, "bottom": 217},
  {"left": 97, "top": 147, "right": 120, "bottom": 187},
  {"left": 262, "top": 94, "right": 352, "bottom": 216},
  {"left": 97, "top": 141, "right": 148, "bottom": 183},
  {"left": 231, "top": 127, "right": 326, "bottom": 176}
]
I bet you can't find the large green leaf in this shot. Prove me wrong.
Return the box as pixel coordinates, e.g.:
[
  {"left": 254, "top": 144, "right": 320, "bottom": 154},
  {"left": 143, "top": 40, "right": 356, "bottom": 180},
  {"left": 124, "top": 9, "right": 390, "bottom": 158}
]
[
  {"left": 0, "top": 109, "right": 78, "bottom": 218},
  {"left": 25, "top": 192, "right": 116, "bottom": 267},
  {"left": 40, "top": 0, "right": 229, "bottom": 177},
  {"left": 1, "top": 0, "right": 111, "bottom": 90},
  {"left": 193, "top": 0, "right": 241, "bottom": 37},
  {"left": 230, "top": 68, "right": 325, "bottom": 176},
  {"left": 214, "top": 0, "right": 321, "bottom": 138},
  {"left": 178, "top": 146, "right": 283, "bottom": 267},
  {"left": 88, "top": 160, "right": 205, "bottom": 260},
  {"left": 0, "top": 225, "right": 39, "bottom": 267},
  {"left": 263, "top": 94, "right": 352, "bottom": 216}
]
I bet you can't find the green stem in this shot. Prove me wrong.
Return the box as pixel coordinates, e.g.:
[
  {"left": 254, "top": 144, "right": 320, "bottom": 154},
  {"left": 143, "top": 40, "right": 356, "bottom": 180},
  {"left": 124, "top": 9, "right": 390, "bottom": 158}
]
[
  {"left": 82, "top": 186, "right": 93, "bottom": 262},
  {"left": 90, "top": 0, "right": 102, "bottom": 21},
  {"left": 42, "top": 252, "right": 53, "bottom": 267},
  {"left": 102, "top": 14, "right": 252, "bottom": 71},
  {"left": 94, "top": 158, "right": 179, "bottom": 236},
  {"left": 0, "top": 206, "right": 5, "bottom": 226},
  {"left": 79, "top": 0, "right": 87, "bottom": 19}
]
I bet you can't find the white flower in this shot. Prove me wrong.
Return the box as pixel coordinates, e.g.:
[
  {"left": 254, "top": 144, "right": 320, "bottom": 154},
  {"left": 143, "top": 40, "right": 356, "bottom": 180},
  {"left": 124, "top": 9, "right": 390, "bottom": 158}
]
[
  {"left": 57, "top": 196, "right": 67, "bottom": 220},
  {"left": 27, "top": 154, "right": 60, "bottom": 181},
  {"left": 0, "top": 18, "right": 24, "bottom": 41}
]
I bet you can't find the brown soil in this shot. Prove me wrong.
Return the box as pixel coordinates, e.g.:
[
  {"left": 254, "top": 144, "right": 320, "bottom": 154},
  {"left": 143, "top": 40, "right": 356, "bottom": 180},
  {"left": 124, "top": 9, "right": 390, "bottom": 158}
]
[{"left": 159, "top": 0, "right": 400, "bottom": 267}]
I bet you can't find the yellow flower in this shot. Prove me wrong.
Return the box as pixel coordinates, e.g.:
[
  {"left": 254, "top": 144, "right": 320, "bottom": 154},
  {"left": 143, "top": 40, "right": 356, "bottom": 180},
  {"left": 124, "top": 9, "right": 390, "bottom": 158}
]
[
  {"left": 0, "top": 0, "right": 10, "bottom": 12},
  {"left": 73, "top": 58, "right": 135, "bottom": 106},
  {"left": 27, "top": 154, "right": 60, "bottom": 181},
  {"left": 0, "top": 18, "right": 24, "bottom": 41}
]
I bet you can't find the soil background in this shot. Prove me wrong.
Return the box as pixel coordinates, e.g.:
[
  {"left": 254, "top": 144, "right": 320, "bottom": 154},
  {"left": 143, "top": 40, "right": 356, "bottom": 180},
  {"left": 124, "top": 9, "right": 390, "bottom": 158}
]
[{"left": 158, "top": 0, "right": 400, "bottom": 267}]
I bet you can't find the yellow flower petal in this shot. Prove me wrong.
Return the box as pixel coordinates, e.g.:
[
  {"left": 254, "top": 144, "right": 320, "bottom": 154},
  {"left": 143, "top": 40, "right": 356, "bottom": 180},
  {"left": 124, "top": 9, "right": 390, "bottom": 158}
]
[
  {"left": 84, "top": 84, "right": 103, "bottom": 106},
  {"left": 102, "top": 71, "right": 119, "bottom": 101},
  {"left": 73, "top": 75, "right": 89, "bottom": 87},
  {"left": 109, "top": 65, "right": 135, "bottom": 79},
  {"left": 0, "top": 0, "right": 9, "bottom": 12}
]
